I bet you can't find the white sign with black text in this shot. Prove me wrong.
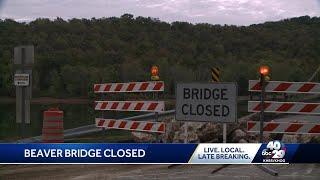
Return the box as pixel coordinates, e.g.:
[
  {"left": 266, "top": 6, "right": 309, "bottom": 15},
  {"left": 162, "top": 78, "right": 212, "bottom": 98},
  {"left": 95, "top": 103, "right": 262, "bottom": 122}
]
[
  {"left": 176, "top": 83, "right": 237, "bottom": 122},
  {"left": 14, "top": 73, "right": 30, "bottom": 86}
]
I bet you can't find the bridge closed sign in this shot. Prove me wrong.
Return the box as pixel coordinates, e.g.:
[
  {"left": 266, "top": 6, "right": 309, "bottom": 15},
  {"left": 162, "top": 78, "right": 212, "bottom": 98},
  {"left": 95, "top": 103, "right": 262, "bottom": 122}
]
[{"left": 176, "top": 83, "right": 237, "bottom": 122}]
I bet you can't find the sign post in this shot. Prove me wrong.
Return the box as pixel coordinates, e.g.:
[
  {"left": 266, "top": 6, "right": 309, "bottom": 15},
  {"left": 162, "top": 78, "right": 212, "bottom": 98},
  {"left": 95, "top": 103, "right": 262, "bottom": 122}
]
[
  {"left": 211, "top": 67, "right": 227, "bottom": 143},
  {"left": 14, "top": 46, "right": 34, "bottom": 138},
  {"left": 151, "top": 65, "right": 160, "bottom": 142},
  {"left": 255, "top": 65, "right": 278, "bottom": 176},
  {"left": 14, "top": 74, "right": 30, "bottom": 86},
  {"left": 175, "top": 82, "right": 237, "bottom": 172},
  {"left": 259, "top": 74, "right": 265, "bottom": 143},
  {"left": 223, "top": 123, "right": 227, "bottom": 143},
  {"left": 258, "top": 66, "right": 269, "bottom": 143}
]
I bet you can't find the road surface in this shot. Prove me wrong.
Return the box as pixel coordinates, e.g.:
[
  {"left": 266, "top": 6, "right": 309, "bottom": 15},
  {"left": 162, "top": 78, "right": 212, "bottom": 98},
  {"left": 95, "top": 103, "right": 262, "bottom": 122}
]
[{"left": 1, "top": 164, "right": 320, "bottom": 179}]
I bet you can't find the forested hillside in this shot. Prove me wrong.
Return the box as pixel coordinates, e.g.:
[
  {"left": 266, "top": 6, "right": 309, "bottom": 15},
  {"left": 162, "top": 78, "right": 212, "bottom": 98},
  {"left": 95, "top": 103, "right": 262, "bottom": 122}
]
[{"left": 0, "top": 14, "right": 319, "bottom": 97}]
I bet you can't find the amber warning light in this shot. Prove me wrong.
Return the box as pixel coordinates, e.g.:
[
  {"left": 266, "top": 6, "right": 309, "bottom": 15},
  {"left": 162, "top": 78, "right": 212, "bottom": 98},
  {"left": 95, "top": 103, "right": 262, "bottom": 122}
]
[
  {"left": 151, "top": 66, "right": 160, "bottom": 81},
  {"left": 151, "top": 66, "right": 159, "bottom": 77},
  {"left": 259, "top": 66, "right": 269, "bottom": 76}
]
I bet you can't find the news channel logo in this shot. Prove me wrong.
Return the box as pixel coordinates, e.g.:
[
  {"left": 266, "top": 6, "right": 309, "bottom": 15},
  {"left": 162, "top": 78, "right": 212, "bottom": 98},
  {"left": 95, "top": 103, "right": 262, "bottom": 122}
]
[{"left": 261, "top": 140, "right": 286, "bottom": 163}]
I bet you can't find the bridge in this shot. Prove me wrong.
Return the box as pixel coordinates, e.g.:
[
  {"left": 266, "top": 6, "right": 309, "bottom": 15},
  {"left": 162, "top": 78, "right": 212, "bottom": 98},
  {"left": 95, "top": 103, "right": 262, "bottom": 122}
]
[
  {"left": 3, "top": 66, "right": 320, "bottom": 179},
  {"left": 15, "top": 94, "right": 320, "bottom": 144}
]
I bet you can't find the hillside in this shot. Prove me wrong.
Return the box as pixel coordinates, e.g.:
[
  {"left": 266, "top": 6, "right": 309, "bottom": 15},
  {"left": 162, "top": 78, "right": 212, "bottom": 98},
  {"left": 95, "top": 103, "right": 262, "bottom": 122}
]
[{"left": 0, "top": 14, "right": 319, "bottom": 96}]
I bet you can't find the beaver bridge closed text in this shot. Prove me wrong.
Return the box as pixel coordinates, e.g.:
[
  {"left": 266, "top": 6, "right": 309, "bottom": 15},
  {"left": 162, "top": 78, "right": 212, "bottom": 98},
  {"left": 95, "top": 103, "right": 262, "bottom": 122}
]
[{"left": 176, "top": 83, "right": 237, "bottom": 122}]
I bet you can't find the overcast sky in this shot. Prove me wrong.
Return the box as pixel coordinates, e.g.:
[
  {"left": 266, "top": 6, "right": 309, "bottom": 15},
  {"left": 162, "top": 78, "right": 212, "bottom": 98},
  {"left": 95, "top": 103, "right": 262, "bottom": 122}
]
[{"left": 0, "top": 0, "right": 319, "bottom": 25}]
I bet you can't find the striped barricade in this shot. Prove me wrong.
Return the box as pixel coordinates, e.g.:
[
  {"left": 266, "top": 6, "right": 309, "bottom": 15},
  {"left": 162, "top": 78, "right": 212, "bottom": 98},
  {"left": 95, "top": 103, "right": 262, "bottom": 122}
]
[
  {"left": 95, "top": 118, "right": 165, "bottom": 133},
  {"left": 95, "top": 101, "right": 165, "bottom": 112},
  {"left": 248, "top": 101, "right": 320, "bottom": 115},
  {"left": 249, "top": 80, "right": 320, "bottom": 94},
  {"left": 94, "top": 80, "right": 166, "bottom": 134},
  {"left": 94, "top": 81, "right": 164, "bottom": 93},
  {"left": 247, "top": 121, "right": 320, "bottom": 134}
]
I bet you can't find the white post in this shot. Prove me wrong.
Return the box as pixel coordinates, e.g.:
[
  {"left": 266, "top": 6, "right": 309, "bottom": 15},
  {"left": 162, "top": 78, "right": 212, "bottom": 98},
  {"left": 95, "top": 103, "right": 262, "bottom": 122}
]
[
  {"left": 184, "top": 122, "right": 188, "bottom": 143},
  {"left": 223, "top": 123, "right": 227, "bottom": 143}
]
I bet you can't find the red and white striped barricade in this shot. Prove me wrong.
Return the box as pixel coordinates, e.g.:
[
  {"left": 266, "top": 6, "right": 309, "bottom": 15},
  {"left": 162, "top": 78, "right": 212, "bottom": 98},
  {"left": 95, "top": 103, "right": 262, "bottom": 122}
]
[
  {"left": 94, "top": 81, "right": 164, "bottom": 93},
  {"left": 95, "top": 101, "right": 165, "bottom": 112},
  {"left": 249, "top": 80, "right": 320, "bottom": 94},
  {"left": 247, "top": 79, "right": 320, "bottom": 137},
  {"left": 94, "top": 81, "right": 166, "bottom": 134},
  {"left": 95, "top": 118, "right": 165, "bottom": 133},
  {"left": 42, "top": 108, "right": 64, "bottom": 143},
  {"left": 248, "top": 101, "right": 320, "bottom": 115},
  {"left": 247, "top": 121, "right": 320, "bottom": 134}
]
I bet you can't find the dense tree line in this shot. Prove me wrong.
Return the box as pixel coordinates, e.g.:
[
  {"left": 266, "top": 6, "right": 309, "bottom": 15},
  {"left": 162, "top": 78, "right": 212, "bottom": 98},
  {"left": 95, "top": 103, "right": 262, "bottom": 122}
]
[{"left": 0, "top": 14, "right": 319, "bottom": 97}]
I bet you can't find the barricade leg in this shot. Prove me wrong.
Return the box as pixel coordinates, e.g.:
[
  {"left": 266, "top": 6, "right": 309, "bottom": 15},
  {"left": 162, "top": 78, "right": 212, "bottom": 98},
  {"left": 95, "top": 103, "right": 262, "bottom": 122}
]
[
  {"left": 257, "top": 165, "right": 278, "bottom": 176},
  {"left": 211, "top": 164, "right": 230, "bottom": 174}
]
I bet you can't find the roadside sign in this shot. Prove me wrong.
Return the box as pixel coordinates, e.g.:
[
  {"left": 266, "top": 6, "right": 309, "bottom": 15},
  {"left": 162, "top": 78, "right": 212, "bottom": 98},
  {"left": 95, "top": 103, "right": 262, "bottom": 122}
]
[
  {"left": 14, "top": 73, "right": 29, "bottom": 86},
  {"left": 14, "top": 46, "right": 34, "bottom": 65},
  {"left": 175, "top": 83, "right": 237, "bottom": 122},
  {"left": 211, "top": 67, "right": 220, "bottom": 82}
]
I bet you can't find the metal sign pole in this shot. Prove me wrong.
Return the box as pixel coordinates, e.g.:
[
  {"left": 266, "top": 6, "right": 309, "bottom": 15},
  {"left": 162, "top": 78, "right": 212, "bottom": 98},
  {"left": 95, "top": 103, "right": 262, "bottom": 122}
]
[
  {"left": 257, "top": 73, "right": 278, "bottom": 176},
  {"left": 21, "top": 48, "right": 26, "bottom": 138},
  {"left": 151, "top": 83, "right": 159, "bottom": 142},
  {"left": 223, "top": 123, "right": 226, "bottom": 143},
  {"left": 101, "top": 93, "right": 106, "bottom": 135},
  {"left": 14, "top": 46, "right": 33, "bottom": 138},
  {"left": 259, "top": 73, "right": 265, "bottom": 143},
  {"left": 168, "top": 120, "right": 187, "bottom": 169},
  {"left": 184, "top": 122, "right": 188, "bottom": 143},
  {"left": 155, "top": 112, "right": 159, "bottom": 142},
  {"left": 155, "top": 91, "right": 159, "bottom": 143},
  {"left": 211, "top": 122, "right": 230, "bottom": 174},
  {"left": 211, "top": 67, "right": 227, "bottom": 143}
]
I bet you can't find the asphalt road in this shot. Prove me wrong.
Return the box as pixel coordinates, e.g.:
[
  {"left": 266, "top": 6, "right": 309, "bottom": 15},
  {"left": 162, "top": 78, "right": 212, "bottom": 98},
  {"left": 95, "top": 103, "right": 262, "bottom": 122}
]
[{"left": 1, "top": 164, "right": 320, "bottom": 180}]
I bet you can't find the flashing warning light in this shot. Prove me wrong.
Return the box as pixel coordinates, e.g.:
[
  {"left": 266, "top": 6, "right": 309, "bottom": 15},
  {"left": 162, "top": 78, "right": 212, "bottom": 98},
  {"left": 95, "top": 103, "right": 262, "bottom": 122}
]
[
  {"left": 151, "top": 66, "right": 159, "bottom": 77},
  {"left": 259, "top": 66, "right": 269, "bottom": 76}
]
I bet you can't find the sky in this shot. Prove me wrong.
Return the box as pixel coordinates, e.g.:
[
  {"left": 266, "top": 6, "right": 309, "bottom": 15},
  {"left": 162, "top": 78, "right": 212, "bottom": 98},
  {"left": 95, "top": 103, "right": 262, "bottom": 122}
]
[{"left": 0, "top": 0, "right": 319, "bottom": 25}]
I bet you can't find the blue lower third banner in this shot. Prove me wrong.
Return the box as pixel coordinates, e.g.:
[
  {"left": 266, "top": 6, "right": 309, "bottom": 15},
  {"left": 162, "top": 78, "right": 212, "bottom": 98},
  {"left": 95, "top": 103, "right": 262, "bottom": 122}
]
[{"left": 0, "top": 141, "right": 319, "bottom": 164}]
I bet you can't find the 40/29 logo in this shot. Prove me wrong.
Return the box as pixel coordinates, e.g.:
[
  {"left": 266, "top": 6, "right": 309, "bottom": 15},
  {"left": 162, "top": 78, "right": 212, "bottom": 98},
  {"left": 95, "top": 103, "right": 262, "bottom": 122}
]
[{"left": 262, "top": 140, "right": 286, "bottom": 159}]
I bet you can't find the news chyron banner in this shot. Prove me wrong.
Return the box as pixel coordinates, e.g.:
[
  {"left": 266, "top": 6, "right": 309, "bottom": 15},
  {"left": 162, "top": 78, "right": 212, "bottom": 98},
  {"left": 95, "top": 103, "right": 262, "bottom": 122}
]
[{"left": 0, "top": 141, "right": 320, "bottom": 164}]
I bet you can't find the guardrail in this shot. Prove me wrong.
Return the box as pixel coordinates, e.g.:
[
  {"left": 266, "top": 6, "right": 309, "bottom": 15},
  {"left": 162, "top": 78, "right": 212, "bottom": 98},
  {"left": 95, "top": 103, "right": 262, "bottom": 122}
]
[
  {"left": 14, "top": 93, "right": 320, "bottom": 144},
  {"left": 15, "top": 110, "right": 176, "bottom": 143}
]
